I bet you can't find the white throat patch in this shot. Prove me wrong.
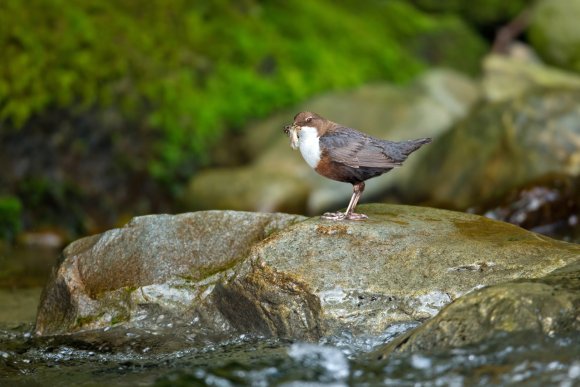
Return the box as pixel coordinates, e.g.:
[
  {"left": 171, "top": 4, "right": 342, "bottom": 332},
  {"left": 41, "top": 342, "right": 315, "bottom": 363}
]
[{"left": 298, "top": 126, "right": 321, "bottom": 169}]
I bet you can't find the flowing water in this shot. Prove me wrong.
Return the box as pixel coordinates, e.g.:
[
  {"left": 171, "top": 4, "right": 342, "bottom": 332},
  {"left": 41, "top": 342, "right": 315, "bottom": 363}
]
[
  {"left": 1, "top": 323, "right": 579, "bottom": 386},
  {"left": 1, "top": 247, "right": 579, "bottom": 386}
]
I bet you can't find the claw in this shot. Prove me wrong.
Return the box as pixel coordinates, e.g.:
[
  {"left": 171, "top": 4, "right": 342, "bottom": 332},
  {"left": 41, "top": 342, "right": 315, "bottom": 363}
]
[
  {"left": 345, "top": 212, "right": 368, "bottom": 221},
  {"left": 320, "top": 212, "right": 368, "bottom": 221},
  {"left": 320, "top": 212, "right": 346, "bottom": 221}
]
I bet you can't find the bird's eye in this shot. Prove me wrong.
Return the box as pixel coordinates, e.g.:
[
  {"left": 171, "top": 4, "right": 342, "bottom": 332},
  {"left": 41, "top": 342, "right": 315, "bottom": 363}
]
[{"left": 306, "top": 117, "right": 313, "bottom": 123}]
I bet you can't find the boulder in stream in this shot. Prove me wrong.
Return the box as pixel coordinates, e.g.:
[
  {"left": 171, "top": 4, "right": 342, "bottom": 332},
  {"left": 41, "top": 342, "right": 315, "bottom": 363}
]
[{"left": 35, "top": 205, "right": 580, "bottom": 349}]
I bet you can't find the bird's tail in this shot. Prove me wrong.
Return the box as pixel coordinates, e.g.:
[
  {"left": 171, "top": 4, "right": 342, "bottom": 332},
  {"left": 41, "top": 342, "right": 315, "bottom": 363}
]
[{"left": 400, "top": 138, "right": 432, "bottom": 156}]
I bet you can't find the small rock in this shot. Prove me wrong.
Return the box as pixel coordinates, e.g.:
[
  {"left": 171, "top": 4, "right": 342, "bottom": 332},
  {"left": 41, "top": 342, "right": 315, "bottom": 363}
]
[{"left": 17, "top": 230, "right": 67, "bottom": 249}]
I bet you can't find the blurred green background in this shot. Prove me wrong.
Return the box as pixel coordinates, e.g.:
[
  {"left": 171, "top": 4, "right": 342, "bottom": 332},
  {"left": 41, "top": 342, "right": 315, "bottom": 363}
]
[{"left": 3, "top": 0, "right": 575, "bottom": 245}]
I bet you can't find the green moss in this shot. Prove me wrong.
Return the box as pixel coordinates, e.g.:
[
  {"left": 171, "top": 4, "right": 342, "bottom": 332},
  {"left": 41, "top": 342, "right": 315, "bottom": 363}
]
[
  {"left": 77, "top": 311, "right": 128, "bottom": 327},
  {"left": 110, "top": 312, "right": 130, "bottom": 326},
  {"left": 0, "top": 0, "right": 486, "bottom": 181},
  {"left": 74, "top": 314, "right": 101, "bottom": 329}
]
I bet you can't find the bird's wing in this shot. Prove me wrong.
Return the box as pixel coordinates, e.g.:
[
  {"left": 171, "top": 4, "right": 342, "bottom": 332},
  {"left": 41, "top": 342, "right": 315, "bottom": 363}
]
[{"left": 319, "top": 127, "right": 402, "bottom": 169}]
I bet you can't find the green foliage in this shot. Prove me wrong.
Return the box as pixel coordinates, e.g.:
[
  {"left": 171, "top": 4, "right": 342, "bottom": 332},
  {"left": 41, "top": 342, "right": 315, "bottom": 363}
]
[
  {"left": 0, "top": 0, "right": 486, "bottom": 180},
  {"left": 0, "top": 196, "right": 22, "bottom": 241}
]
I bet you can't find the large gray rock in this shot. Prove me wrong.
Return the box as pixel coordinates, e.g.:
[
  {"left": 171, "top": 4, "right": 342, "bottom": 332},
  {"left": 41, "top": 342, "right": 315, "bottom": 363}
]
[
  {"left": 184, "top": 69, "right": 479, "bottom": 215},
  {"left": 35, "top": 205, "right": 579, "bottom": 347},
  {"left": 373, "top": 260, "right": 580, "bottom": 358}
]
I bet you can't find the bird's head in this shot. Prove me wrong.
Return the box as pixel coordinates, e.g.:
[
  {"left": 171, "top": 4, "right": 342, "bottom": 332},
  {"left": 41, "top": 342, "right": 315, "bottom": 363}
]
[{"left": 283, "top": 111, "right": 325, "bottom": 149}]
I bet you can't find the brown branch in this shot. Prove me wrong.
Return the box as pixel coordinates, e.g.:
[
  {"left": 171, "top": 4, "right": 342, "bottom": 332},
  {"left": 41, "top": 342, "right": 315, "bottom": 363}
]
[{"left": 492, "top": 8, "right": 532, "bottom": 54}]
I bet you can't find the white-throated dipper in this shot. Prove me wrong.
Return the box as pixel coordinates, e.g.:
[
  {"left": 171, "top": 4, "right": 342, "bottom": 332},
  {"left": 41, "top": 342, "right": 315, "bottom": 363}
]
[{"left": 284, "top": 112, "right": 431, "bottom": 221}]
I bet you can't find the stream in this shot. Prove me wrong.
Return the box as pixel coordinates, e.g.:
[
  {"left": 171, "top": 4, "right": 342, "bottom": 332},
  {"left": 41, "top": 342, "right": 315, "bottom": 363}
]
[
  {"left": 1, "top": 245, "right": 579, "bottom": 386},
  {"left": 1, "top": 321, "right": 579, "bottom": 386}
]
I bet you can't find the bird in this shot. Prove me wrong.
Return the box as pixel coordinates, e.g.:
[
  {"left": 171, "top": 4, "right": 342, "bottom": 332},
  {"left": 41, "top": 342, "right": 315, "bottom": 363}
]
[{"left": 284, "top": 111, "right": 431, "bottom": 221}]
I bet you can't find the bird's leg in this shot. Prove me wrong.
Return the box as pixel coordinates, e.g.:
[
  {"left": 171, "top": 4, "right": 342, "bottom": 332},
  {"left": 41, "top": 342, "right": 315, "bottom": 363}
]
[
  {"left": 344, "top": 182, "right": 367, "bottom": 220},
  {"left": 320, "top": 182, "right": 368, "bottom": 221},
  {"left": 320, "top": 189, "right": 357, "bottom": 220}
]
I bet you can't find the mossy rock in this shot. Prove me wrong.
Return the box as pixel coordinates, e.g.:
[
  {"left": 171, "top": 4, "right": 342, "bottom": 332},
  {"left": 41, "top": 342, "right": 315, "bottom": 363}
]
[
  {"left": 528, "top": 0, "right": 580, "bottom": 73},
  {"left": 407, "top": 88, "right": 580, "bottom": 209}
]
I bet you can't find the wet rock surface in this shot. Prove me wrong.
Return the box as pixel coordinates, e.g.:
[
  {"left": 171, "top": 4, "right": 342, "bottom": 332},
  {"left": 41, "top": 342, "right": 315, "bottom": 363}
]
[
  {"left": 35, "top": 205, "right": 579, "bottom": 349},
  {"left": 373, "top": 260, "right": 580, "bottom": 358}
]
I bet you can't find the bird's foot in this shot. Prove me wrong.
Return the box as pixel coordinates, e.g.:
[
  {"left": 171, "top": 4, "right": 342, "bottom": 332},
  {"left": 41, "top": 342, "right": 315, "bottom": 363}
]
[
  {"left": 320, "top": 212, "right": 368, "bottom": 221},
  {"left": 345, "top": 212, "right": 368, "bottom": 221},
  {"left": 320, "top": 212, "right": 346, "bottom": 221}
]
